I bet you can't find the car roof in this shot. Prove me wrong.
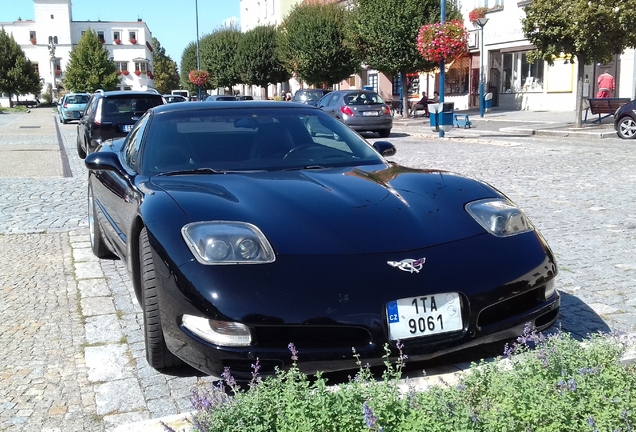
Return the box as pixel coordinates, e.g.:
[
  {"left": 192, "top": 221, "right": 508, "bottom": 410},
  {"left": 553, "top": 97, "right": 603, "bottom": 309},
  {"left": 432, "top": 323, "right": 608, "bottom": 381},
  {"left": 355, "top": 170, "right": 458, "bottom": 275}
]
[
  {"left": 95, "top": 90, "right": 164, "bottom": 98},
  {"left": 151, "top": 100, "right": 312, "bottom": 114}
]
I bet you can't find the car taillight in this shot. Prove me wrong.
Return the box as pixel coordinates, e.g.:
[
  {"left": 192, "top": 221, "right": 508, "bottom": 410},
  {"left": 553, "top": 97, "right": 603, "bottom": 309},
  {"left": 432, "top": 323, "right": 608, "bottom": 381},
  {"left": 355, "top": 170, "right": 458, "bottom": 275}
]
[
  {"left": 340, "top": 106, "right": 355, "bottom": 116},
  {"left": 63, "top": 103, "right": 68, "bottom": 108},
  {"left": 94, "top": 104, "right": 102, "bottom": 125},
  {"left": 381, "top": 105, "right": 391, "bottom": 115}
]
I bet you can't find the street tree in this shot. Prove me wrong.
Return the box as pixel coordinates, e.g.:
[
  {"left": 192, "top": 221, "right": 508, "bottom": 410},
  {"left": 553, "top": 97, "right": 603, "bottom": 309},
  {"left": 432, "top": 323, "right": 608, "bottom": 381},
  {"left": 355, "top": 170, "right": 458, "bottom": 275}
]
[
  {"left": 179, "top": 42, "right": 201, "bottom": 95},
  {"left": 151, "top": 37, "right": 180, "bottom": 94},
  {"left": 0, "top": 29, "right": 41, "bottom": 108},
  {"left": 236, "top": 25, "right": 291, "bottom": 99},
  {"left": 522, "top": 0, "right": 636, "bottom": 128},
  {"left": 349, "top": 0, "right": 462, "bottom": 118},
  {"left": 64, "top": 29, "right": 118, "bottom": 93},
  {"left": 199, "top": 27, "right": 243, "bottom": 91},
  {"left": 278, "top": 3, "right": 360, "bottom": 87}
]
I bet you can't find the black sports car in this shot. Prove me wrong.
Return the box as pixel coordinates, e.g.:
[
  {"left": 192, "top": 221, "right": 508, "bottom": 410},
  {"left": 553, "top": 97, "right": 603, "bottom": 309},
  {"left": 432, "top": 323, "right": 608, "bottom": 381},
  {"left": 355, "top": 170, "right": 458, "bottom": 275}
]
[{"left": 85, "top": 101, "right": 560, "bottom": 379}]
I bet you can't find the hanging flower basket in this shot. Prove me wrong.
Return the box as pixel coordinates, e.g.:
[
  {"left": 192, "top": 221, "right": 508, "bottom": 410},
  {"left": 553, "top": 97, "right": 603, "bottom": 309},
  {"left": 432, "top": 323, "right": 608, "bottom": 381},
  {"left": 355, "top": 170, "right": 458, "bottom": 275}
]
[
  {"left": 417, "top": 20, "right": 469, "bottom": 64},
  {"left": 189, "top": 69, "right": 209, "bottom": 86},
  {"left": 468, "top": 7, "right": 488, "bottom": 22},
  {"left": 122, "top": 70, "right": 129, "bottom": 76},
  {"left": 114, "top": 38, "right": 121, "bottom": 45},
  {"left": 134, "top": 70, "right": 141, "bottom": 76},
  {"left": 130, "top": 38, "right": 137, "bottom": 45}
]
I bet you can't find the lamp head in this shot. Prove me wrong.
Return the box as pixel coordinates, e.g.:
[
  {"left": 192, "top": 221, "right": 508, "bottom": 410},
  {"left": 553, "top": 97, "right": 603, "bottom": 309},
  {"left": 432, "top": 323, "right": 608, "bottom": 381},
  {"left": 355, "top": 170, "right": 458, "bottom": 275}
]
[{"left": 475, "top": 17, "right": 489, "bottom": 27}]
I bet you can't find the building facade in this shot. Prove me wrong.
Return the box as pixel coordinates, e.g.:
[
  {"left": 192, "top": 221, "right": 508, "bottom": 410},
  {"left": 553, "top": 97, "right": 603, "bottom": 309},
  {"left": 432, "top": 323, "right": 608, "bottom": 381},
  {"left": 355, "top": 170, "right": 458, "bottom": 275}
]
[{"left": 0, "top": 0, "right": 155, "bottom": 107}]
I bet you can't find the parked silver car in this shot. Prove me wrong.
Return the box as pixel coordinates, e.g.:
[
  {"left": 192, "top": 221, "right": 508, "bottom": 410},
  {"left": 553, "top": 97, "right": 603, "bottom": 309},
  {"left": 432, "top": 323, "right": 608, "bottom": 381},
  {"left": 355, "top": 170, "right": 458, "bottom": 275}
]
[
  {"left": 58, "top": 93, "right": 90, "bottom": 124},
  {"left": 315, "top": 90, "right": 392, "bottom": 137}
]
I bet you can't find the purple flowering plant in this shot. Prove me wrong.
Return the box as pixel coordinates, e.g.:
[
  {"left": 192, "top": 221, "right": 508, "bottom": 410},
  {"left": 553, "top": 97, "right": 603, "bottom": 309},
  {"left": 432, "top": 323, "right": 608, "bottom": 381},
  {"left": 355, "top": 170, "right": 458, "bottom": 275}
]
[{"left": 166, "top": 328, "right": 635, "bottom": 431}]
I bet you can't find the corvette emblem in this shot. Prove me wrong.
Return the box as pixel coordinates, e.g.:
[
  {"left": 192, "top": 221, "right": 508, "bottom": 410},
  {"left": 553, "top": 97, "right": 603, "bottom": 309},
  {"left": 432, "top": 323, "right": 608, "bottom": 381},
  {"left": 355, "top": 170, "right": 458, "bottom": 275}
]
[{"left": 387, "top": 258, "right": 426, "bottom": 273}]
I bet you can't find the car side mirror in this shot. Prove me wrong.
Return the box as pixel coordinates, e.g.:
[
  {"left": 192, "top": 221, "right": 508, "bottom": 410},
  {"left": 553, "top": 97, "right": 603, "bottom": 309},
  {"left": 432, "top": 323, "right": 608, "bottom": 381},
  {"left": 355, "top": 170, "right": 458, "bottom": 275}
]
[
  {"left": 85, "top": 151, "right": 128, "bottom": 177},
  {"left": 373, "top": 141, "right": 396, "bottom": 157}
]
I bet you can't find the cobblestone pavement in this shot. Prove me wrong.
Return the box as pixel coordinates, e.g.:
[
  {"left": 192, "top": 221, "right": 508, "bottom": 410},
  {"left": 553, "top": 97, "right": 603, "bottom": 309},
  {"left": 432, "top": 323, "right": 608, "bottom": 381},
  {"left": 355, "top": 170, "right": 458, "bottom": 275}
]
[{"left": 0, "top": 107, "right": 634, "bottom": 431}]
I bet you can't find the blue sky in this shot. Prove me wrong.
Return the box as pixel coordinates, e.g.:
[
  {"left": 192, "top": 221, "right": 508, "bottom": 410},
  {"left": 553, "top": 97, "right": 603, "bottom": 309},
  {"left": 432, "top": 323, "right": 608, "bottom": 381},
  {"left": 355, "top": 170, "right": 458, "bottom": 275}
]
[{"left": 0, "top": 0, "right": 241, "bottom": 62}]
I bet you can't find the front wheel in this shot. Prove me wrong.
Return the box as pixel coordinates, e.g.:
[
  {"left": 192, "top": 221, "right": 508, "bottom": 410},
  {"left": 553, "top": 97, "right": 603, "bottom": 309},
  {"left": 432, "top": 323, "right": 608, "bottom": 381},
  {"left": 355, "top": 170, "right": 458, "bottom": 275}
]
[
  {"left": 140, "top": 227, "right": 183, "bottom": 371},
  {"left": 616, "top": 116, "right": 636, "bottom": 139}
]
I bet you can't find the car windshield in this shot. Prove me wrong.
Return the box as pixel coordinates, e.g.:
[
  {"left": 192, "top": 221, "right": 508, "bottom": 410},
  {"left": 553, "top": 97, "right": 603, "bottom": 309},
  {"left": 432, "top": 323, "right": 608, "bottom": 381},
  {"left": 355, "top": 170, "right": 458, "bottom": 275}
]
[
  {"left": 102, "top": 97, "right": 163, "bottom": 115},
  {"left": 344, "top": 92, "right": 385, "bottom": 105},
  {"left": 66, "top": 95, "right": 89, "bottom": 104},
  {"left": 293, "top": 91, "right": 325, "bottom": 103},
  {"left": 141, "top": 107, "right": 385, "bottom": 175}
]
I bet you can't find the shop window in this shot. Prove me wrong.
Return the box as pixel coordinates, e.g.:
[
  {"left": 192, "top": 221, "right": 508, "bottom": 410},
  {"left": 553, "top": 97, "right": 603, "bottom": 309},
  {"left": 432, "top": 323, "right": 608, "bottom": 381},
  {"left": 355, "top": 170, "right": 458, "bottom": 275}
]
[
  {"left": 502, "top": 51, "right": 544, "bottom": 93},
  {"left": 445, "top": 57, "right": 470, "bottom": 95}
]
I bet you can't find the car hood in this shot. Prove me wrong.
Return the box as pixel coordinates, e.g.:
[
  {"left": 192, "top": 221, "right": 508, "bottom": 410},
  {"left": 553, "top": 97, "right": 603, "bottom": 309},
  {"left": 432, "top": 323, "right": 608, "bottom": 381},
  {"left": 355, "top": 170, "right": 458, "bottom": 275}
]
[{"left": 150, "top": 164, "right": 500, "bottom": 254}]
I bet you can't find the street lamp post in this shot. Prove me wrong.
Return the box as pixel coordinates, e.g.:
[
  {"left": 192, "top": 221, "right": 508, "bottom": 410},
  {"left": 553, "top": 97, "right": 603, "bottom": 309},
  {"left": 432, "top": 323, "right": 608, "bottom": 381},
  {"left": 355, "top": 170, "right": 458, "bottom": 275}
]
[
  {"left": 48, "top": 36, "right": 58, "bottom": 103},
  {"left": 439, "top": 0, "right": 446, "bottom": 138},
  {"left": 475, "top": 17, "right": 489, "bottom": 117},
  {"left": 195, "top": 0, "right": 202, "bottom": 101}
]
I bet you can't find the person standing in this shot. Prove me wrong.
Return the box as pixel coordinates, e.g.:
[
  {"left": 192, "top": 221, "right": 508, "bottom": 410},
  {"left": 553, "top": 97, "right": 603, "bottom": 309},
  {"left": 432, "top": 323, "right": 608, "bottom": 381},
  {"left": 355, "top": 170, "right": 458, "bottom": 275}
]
[{"left": 596, "top": 71, "right": 615, "bottom": 98}]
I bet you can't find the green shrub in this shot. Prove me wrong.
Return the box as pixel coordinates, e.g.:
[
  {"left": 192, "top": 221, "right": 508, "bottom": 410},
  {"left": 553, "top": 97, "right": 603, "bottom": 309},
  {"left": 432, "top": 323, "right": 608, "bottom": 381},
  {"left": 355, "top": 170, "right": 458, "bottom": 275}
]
[{"left": 166, "top": 327, "right": 635, "bottom": 432}]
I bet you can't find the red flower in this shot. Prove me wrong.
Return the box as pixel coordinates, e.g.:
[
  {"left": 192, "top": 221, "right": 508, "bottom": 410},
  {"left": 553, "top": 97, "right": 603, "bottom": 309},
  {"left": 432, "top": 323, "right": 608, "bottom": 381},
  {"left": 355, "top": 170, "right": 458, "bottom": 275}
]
[
  {"left": 417, "top": 20, "right": 468, "bottom": 63},
  {"left": 189, "top": 70, "right": 209, "bottom": 86},
  {"left": 116, "top": 71, "right": 122, "bottom": 76},
  {"left": 147, "top": 71, "right": 154, "bottom": 79},
  {"left": 134, "top": 70, "right": 141, "bottom": 76},
  {"left": 122, "top": 70, "right": 129, "bottom": 76},
  {"left": 469, "top": 8, "right": 488, "bottom": 22},
  {"left": 114, "top": 38, "right": 121, "bottom": 45},
  {"left": 130, "top": 38, "right": 137, "bottom": 45}
]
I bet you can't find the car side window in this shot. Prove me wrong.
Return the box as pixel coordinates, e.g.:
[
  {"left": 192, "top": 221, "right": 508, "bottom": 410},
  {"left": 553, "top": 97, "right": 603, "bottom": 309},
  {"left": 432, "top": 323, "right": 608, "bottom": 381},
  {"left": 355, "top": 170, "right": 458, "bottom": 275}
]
[
  {"left": 84, "top": 95, "right": 99, "bottom": 118},
  {"left": 328, "top": 94, "right": 340, "bottom": 107},
  {"left": 318, "top": 94, "right": 333, "bottom": 107},
  {"left": 123, "top": 114, "right": 149, "bottom": 170}
]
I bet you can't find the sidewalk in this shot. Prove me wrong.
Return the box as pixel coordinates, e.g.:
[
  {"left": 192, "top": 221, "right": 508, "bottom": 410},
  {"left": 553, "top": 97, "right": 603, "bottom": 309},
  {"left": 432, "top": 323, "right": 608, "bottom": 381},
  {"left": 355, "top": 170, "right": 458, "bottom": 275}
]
[{"left": 392, "top": 107, "right": 618, "bottom": 139}]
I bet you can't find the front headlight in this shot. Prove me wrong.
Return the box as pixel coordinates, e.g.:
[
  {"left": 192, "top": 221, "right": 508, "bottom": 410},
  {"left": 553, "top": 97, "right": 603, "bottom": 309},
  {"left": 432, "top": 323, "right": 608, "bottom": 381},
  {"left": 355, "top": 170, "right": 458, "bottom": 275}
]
[
  {"left": 466, "top": 198, "right": 534, "bottom": 237},
  {"left": 182, "top": 221, "right": 275, "bottom": 265}
]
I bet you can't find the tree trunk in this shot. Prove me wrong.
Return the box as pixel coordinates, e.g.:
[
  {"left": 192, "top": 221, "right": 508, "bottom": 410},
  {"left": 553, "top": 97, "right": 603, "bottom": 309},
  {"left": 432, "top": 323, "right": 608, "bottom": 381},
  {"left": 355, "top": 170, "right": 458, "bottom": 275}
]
[
  {"left": 574, "top": 54, "right": 586, "bottom": 129},
  {"left": 401, "top": 72, "right": 409, "bottom": 119},
  {"left": 8, "top": 93, "right": 14, "bottom": 109}
]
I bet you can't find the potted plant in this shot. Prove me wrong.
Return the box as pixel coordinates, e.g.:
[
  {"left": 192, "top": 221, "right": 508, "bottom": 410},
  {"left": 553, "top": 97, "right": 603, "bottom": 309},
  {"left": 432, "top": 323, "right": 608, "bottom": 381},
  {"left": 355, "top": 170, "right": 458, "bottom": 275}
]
[
  {"left": 122, "top": 70, "right": 129, "bottom": 76},
  {"left": 147, "top": 71, "right": 154, "bottom": 79},
  {"left": 469, "top": 7, "right": 488, "bottom": 22},
  {"left": 30, "top": 38, "right": 36, "bottom": 44},
  {"left": 130, "top": 38, "right": 137, "bottom": 45},
  {"left": 134, "top": 70, "right": 141, "bottom": 76},
  {"left": 116, "top": 71, "right": 122, "bottom": 76},
  {"left": 114, "top": 38, "right": 121, "bottom": 45},
  {"left": 417, "top": 20, "right": 469, "bottom": 63},
  {"left": 188, "top": 69, "right": 209, "bottom": 86}
]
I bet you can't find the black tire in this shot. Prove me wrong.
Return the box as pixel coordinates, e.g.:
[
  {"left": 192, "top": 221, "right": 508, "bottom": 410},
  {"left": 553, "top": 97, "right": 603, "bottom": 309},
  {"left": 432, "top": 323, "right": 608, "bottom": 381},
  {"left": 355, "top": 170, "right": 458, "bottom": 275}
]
[
  {"left": 62, "top": 118, "right": 68, "bottom": 124},
  {"left": 88, "top": 184, "right": 114, "bottom": 258},
  {"left": 140, "top": 227, "right": 183, "bottom": 371},
  {"left": 378, "top": 129, "right": 391, "bottom": 138},
  {"left": 77, "top": 136, "right": 86, "bottom": 159},
  {"left": 616, "top": 116, "right": 636, "bottom": 139}
]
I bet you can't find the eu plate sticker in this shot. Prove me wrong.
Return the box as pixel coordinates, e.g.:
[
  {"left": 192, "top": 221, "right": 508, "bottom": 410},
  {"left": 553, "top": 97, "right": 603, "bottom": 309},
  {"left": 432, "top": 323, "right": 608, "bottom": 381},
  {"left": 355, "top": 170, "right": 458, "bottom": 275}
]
[{"left": 387, "top": 301, "right": 399, "bottom": 323}]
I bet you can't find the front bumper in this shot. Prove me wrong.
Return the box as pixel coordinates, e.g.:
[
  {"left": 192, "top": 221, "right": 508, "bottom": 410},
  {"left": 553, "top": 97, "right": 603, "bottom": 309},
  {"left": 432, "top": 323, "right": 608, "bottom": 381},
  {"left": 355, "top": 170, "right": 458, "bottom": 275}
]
[{"left": 154, "top": 231, "right": 559, "bottom": 379}]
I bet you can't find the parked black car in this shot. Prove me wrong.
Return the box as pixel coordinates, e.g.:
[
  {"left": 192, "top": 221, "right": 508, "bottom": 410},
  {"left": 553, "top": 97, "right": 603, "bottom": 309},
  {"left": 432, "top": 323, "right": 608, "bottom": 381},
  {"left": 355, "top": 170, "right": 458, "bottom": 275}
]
[
  {"left": 292, "top": 89, "right": 332, "bottom": 106},
  {"left": 84, "top": 101, "right": 559, "bottom": 380},
  {"left": 614, "top": 99, "right": 636, "bottom": 139},
  {"left": 76, "top": 90, "right": 165, "bottom": 158}
]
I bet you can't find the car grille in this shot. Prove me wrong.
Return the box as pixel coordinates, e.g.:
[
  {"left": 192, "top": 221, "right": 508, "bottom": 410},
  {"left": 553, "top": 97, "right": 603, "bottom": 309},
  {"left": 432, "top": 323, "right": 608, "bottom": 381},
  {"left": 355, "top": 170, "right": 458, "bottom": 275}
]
[
  {"left": 477, "top": 287, "right": 548, "bottom": 327},
  {"left": 253, "top": 325, "right": 372, "bottom": 349}
]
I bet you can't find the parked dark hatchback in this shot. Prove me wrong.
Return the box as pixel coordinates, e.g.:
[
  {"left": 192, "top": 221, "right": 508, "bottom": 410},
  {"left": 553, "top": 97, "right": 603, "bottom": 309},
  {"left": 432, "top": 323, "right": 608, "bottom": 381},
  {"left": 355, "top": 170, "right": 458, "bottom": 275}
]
[
  {"left": 614, "top": 99, "right": 636, "bottom": 139},
  {"left": 316, "top": 90, "right": 393, "bottom": 137},
  {"left": 84, "top": 101, "right": 559, "bottom": 380},
  {"left": 76, "top": 90, "right": 165, "bottom": 158}
]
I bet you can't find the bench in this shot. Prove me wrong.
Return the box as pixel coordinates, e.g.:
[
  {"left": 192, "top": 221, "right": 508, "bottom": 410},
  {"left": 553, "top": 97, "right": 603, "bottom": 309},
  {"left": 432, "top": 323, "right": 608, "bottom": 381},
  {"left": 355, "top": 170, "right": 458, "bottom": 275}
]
[
  {"left": 584, "top": 98, "right": 630, "bottom": 123},
  {"left": 453, "top": 114, "right": 472, "bottom": 128}
]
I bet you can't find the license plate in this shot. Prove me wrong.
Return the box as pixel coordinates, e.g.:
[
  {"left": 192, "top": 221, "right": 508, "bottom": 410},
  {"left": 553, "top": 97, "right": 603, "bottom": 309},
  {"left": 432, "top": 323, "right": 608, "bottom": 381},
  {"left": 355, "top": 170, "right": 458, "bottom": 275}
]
[
  {"left": 123, "top": 125, "right": 133, "bottom": 132},
  {"left": 362, "top": 111, "right": 379, "bottom": 116},
  {"left": 386, "top": 292, "right": 462, "bottom": 340}
]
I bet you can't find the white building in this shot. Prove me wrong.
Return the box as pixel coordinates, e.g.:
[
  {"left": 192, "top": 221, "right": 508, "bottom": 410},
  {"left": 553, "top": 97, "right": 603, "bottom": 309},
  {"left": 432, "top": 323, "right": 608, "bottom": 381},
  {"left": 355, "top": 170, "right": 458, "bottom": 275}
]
[{"left": 0, "top": 0, "right": 155, "bottom": 107}]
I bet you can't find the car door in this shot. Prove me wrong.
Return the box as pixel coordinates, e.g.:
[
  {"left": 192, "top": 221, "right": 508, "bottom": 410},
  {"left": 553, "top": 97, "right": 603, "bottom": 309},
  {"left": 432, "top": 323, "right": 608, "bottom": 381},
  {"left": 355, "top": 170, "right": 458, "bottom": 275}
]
[
  {"left": 92, "top": 114, "right": 149, "bottom": 258},
  {"left": 317, "top": 93, "right": 336, "bottom": 116},
  {"left": 78, "top": 94, "right": 98, "bottom": 147}
]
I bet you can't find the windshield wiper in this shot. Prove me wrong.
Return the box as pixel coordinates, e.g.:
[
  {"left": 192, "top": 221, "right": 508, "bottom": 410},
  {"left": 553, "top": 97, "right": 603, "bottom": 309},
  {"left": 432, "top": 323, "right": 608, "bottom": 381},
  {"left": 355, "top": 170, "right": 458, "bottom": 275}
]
[
  {"left": 156, "top": 167, "right": 230, "bottom": 176},
  {"left": 283, "top": 165, "right": 327, "bottom": 171}
]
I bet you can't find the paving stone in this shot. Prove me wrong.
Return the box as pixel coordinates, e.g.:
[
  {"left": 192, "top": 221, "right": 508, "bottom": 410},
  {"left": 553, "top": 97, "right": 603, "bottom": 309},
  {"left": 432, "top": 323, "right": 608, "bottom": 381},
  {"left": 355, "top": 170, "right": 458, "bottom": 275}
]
[
  {"left": 84, "top": 314, "right": 123, "bottom": 344},
  {"left": 94, "top": 378, "right": 146, "bottom": 415},
  {"left": 81, "top": 296, "right": 116, "bottom": 316},
  {"left": 85, "top": 345, "right": 133, "bottom": 382}
]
